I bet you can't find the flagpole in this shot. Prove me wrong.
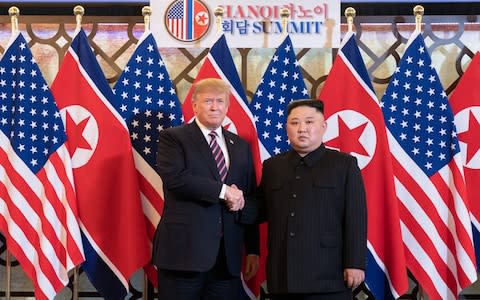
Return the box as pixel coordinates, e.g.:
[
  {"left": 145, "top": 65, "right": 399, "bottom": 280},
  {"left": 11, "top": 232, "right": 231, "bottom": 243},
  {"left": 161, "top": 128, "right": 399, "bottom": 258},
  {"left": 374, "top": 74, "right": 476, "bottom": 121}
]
[
  {"left": 74, "top": 5, "right": 84, "bottom": 32},
  {"left": 71, "top": 7, "right": 84, "bottom": 300},
  {"left": 345, "top": 7, "right": 356, "bottom": 33},
  {"left": 414, "top": 6, "right": 425, "bottom": 300},
  {"left": 141, "top": 7, "right": 152, "bottom": 299},
  {"left": 9, "top": 6, "right": 19, "bottom": 35},
  {"left": 414, "top": 5, "right": 424, "bottom": 32},
  {"left": 5, "top": 249, "right": 11, "bottom": 300},
  {"left": 280, "top": 8, "right": 290, "bottom": 35},
  {"left": 5, "top": 8, "right": 19, "bottom": 299},
  {"left": 142, "top": 6, "right": 151, "bottom": 32},
  {"left": 214, "top": 6, "right": 224, "bottom": 34}
]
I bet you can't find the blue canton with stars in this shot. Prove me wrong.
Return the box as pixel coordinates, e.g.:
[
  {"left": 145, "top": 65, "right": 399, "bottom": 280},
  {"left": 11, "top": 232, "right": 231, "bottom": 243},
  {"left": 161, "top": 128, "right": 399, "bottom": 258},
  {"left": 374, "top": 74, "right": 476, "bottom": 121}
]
[
  {"left": 249, "top": 35, "right": 309, "bottom": 156},
  {"left": 381, "top": 33, "right": 460, "bottom": 177},
  {"left": 0, "top": 33, "right": 66, "bottom": 173},
  {"left": 112, "top": 32, "right": 183, "bottom": 168}
]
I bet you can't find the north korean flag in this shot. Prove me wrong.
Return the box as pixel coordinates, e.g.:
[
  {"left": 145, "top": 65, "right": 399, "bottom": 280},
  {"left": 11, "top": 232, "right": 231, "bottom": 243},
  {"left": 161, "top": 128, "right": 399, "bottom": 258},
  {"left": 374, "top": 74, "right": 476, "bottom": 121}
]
[
  {"left": 51, "top": 28, "right": 150, "bottom": 299},
  {"left": 319, "top": 31, "right": 408, "bottom": 300},
  {"left": 449, "top": 52, "right": 480, "bottom": 269}
]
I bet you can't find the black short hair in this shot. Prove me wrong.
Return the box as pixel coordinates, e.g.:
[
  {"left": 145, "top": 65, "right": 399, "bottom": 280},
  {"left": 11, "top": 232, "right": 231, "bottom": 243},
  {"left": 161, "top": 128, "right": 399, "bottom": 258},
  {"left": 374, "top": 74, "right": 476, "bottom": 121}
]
[{"left": 287, "top": 99, "right": 324, "bottom": 116}]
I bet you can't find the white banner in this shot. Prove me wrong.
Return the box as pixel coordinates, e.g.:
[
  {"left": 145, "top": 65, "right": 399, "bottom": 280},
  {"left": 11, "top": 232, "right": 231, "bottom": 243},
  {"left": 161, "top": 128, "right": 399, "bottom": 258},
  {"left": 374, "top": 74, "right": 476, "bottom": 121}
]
[{"left": 151, "top": 0, "right": 340, "bottom": 48}]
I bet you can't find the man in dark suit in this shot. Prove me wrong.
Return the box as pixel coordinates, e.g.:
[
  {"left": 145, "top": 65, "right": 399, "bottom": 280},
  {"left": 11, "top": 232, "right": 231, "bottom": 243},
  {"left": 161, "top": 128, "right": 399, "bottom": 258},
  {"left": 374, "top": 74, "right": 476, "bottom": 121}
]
[
  {"left": 153, "top": 78, "right": 259, "bottom": 300},
  {"left": 258, "top": 99, "right": 367, "bottom": 300}
]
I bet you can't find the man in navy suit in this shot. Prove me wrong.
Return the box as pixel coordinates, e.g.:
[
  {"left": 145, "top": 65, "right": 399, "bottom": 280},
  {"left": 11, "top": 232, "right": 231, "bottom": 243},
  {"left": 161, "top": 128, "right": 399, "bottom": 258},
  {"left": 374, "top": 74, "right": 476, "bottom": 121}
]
[
  {"left": 258, "top": 99, "right": 367, "bottom": 300},
  {"left": 153, "top": 78, "right": 259, "bottom": 300}
]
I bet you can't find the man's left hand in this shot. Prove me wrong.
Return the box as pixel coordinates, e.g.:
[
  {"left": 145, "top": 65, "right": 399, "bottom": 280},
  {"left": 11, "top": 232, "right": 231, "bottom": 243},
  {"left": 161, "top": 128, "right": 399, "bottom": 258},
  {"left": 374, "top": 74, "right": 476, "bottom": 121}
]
[
  {"left": 343, "top": 268, "right": 364, "bottom": 289},
  {"left": 243, "top": 254, "right": 259, "bottom": 281}
]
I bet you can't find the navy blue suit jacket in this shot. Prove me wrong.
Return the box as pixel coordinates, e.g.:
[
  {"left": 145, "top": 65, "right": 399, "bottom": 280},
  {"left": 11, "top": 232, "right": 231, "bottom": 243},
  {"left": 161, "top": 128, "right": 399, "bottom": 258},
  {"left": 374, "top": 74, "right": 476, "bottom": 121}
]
[{"left": 152, "top": 121, "right": 258, "bottom": 276}]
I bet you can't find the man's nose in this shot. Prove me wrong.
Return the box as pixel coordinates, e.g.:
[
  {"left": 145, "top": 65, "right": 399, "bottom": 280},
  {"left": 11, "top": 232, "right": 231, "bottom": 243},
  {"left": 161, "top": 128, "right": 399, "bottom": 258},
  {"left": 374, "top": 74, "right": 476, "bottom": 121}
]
[{"left": 298, "top": 122, "right": 307, "bottom": 132}]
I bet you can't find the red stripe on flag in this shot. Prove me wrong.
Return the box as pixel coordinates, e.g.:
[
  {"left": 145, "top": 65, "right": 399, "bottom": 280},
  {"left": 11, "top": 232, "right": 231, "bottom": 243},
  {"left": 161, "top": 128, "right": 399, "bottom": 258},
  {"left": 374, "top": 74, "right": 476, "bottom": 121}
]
[
  {"left": 431, "top": 165, "right": 476, "bottom": 288},
  {"left": 402, "top": 237, "right": 445, "bottom": 300},
  {"left": 392, "top": 154, "right": 475, "bottom": 296},
  {"left": 397, "top": 199, "right": 458, "bottom": 294},
  {"left": 46, "top": 152, "right": 84, "bottom": 264},
  {"left": 0, "top": 150, "right": 66, "bottom": 290},
  {"left": 36, "top": 168, "right": 68, "bottom": 264},
  {"left": 0, "top": 180, "right": 64, "bottom": 292},
  {"left": 137, "top": 170, "right": 163, "bottom": 286},
  {"left": 0, "top": 215, "right": 49, "bottom": 300},
  {"left": 392, "top": 156, "right": 458, "bottom": 250}
]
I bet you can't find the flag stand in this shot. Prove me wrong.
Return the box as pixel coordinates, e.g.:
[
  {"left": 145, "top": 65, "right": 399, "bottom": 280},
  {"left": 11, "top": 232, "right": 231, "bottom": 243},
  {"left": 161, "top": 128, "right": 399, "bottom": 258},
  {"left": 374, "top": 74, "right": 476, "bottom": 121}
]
[
  {"left": 143, "top": 273, "right": 148, "bottom": 300},
  {"left": 73, "top": 267, "right": 79, "bottom": 300},
  {"left": 5, "top": 250, "right": 11, "bottom": 300}
]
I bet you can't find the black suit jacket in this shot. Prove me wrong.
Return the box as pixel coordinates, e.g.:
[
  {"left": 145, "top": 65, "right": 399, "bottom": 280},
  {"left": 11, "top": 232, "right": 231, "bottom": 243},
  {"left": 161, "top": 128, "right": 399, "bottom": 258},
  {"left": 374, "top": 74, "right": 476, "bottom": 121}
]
[
  {"left": 258, "top": 144, "right": 367, "bottom": 293},
  {"left": 152, "top": 121, "right": 258, "bottom": 276}
]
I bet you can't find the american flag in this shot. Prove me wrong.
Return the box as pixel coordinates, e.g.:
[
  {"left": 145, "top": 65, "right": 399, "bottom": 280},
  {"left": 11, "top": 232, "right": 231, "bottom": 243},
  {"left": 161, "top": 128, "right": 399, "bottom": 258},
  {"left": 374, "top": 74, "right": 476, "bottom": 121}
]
[
  {"left": 0, "top": 32, "right": 84, "bottom": 299},
  {"left": 167, "top": 0, "right": 186, "bottom": 40},
  {"left": 249, "top": 35, "right": 309, "bottom": 157},
  {"left": 449, "top": 52, "right": 480, "bottom": 270},
  {"left": 381, "top": 31, "right": 477, "bottom": 299},
  {"left": 112, "top": 31, "right": 183, "bottom": 285},
  {"left": 166, "top": 0, "right": 209, "bottom": 42},
  {"left": 320, "top": 31, "right": 408, "bottom": 300}
]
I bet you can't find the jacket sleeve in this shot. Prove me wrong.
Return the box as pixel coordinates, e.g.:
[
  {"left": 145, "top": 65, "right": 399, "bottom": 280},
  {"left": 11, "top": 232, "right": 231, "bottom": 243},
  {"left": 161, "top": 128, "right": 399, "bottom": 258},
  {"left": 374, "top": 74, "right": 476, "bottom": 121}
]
[
  {"left": 244, "top": 224, "right": 260, "bottom": 255},
  {"left": 255, "top": 159, "right": 270, "bottom": 224},
  {"left": 237, "top": 144, "right": 258, "bottom": 224},
  {"left": 343, "top": 156, "right": 368, "bottom": 270}
]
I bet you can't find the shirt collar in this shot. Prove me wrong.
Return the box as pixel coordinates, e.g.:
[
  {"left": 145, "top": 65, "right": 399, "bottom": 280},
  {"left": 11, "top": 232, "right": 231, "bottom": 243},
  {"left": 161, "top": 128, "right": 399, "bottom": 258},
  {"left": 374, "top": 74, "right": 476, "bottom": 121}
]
[
  {"left": 195, "top": 118, "right": 223, "bottom": 140},
  {"left": 288, "top": 143, "right": 326, "bottom": 167}
]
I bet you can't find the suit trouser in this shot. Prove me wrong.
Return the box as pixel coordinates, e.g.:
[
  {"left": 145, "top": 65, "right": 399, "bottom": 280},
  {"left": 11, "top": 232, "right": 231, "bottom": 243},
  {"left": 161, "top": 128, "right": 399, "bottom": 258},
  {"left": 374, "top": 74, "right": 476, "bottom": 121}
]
[{"left": 157, "top": 238, "right": 239, "bottom": 300}]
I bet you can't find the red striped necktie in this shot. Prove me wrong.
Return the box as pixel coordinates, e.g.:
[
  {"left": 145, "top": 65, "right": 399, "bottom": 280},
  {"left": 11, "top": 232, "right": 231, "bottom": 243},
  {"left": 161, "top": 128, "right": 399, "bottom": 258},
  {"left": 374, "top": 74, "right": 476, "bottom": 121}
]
[{"left": 209, "top": 131, "right": 227, "bottom": 182}]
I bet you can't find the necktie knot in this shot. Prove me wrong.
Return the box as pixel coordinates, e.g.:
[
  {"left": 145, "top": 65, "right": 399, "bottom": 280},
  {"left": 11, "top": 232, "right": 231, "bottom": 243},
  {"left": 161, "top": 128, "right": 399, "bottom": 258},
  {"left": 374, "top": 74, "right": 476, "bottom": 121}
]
[{"left": 209, "top": 131, "right": 217, "bottom": 141}]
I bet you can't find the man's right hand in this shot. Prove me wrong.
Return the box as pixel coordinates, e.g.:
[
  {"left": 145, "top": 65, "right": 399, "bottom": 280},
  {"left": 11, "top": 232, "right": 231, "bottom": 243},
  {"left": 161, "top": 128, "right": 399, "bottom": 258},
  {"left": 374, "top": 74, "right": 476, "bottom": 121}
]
[{"left": 225, "top": 184, "right": 245, "bottom": 211}]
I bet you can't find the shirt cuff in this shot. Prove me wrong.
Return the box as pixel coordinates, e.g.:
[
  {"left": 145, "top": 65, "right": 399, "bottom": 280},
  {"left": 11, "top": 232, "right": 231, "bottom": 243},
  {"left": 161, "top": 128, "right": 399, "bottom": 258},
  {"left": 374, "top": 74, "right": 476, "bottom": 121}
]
[{"left": 219, "top": 184, "right": 227, "bottom": 199}]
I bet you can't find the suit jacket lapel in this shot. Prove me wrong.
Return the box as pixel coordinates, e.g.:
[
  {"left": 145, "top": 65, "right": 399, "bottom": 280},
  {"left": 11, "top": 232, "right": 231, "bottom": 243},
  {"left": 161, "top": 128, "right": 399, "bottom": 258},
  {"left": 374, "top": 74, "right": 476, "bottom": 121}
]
[
  {"left": 223, "top": 129, "right": 237, "bottom": 182},
  {"left": 187, "top": 122, "right": 221, "bottom": 181}
]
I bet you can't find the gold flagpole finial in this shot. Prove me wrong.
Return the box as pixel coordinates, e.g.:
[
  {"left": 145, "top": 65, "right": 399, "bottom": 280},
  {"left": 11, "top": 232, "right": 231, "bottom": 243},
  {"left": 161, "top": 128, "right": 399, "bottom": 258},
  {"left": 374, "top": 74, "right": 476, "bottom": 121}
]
[
  {"left": 280, "top": 7, "right": 290, "bottom": 35},
  {"left": 74, "top": 5, "right": 85, "bottom": 30},
  {"left": 345, "top": 7, "right": 356, "bottom": 33},
  {"left": 413, "top": 5, "right": 424, "bottom": 32},
  {"left": 142, "top": 6, "right": 152, "bottom": 31},
  {"left": 214, "top": 6, "right": 224, "bottom": 33},
  {"left": 8, "top": 6, "right": 20, "bottom": 35}
]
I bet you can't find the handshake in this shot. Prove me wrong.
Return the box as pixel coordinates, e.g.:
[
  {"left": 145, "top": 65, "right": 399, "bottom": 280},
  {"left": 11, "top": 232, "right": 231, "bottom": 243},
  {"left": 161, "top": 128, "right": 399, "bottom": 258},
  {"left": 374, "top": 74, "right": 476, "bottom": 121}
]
[{"left": 224, "top": 184, "right": 245, "bottom": 211}]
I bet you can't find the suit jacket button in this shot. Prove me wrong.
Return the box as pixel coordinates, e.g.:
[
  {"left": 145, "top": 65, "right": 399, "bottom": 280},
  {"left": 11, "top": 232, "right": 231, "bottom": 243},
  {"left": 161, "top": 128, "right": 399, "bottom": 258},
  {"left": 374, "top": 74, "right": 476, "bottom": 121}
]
[
  {"left": 289, "top": 232, "right": 295, "bottom": 237},
  {"left": 290, "top": 212, "right": 295, "bottom": 217}
]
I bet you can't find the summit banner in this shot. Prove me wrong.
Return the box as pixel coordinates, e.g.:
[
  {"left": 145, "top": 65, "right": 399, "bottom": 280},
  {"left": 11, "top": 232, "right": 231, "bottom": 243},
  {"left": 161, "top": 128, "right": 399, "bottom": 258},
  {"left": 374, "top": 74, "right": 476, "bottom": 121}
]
[{"left": 151, "top": 0, "right": 340, "bottom": 48}]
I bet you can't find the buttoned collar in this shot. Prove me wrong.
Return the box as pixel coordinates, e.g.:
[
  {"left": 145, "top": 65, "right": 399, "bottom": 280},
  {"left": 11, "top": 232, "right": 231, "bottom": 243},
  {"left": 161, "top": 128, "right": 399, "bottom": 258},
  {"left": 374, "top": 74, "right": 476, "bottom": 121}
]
[{"left": 288, "top": 144, "right": 326, "bottom": 167}]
